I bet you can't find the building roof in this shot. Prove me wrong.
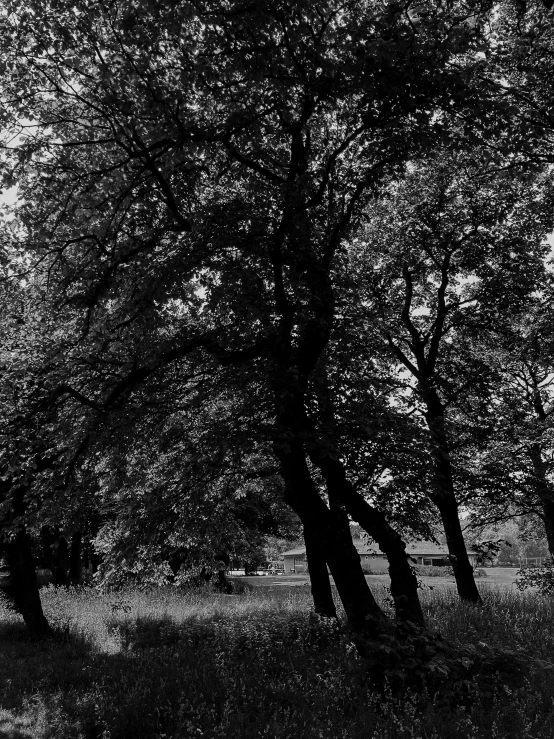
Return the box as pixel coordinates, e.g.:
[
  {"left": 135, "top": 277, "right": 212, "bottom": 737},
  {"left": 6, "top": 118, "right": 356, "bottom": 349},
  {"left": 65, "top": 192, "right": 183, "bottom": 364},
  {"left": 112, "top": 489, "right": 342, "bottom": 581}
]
[
  {"left": 282, "top": 539, "right": 475, "bottom": 558},
  {"left": 281, "top": 547, "right": 306, "bottom": 557}
]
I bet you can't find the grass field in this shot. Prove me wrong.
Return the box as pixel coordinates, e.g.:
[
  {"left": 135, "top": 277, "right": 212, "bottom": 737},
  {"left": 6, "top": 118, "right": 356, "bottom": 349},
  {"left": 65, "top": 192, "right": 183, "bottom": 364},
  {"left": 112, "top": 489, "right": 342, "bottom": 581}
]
[
  {"left": 240, "top": 566, "right": 521, "bottom": 591},
  {"left": 1, "top": 578, "right": 553, "bottom": 739}
]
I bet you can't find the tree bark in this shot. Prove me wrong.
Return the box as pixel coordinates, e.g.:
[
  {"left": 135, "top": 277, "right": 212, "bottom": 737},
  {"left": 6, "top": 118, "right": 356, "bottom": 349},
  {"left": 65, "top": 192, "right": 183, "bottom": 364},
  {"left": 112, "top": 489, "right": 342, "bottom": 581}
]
[
  {"left": 434, "top": 493, "right": 480, "bottom": 600},
  {"left": 303, "top": 524, "right": 337, "bottom": 619},
  {"left": 423, "top": 389, "right": 481, "bottom": 603},
  {"left": 542, "top": 501, "right": 554, "bottom": 559},
  {"left": 1, "top": 479, "right": 51, "bottom": 637},
  {"left": 390, "top": 267, "right": 480, "bottom": 603},
  {"left": 69, "top": 532, "right": 82, "bottom": 584},
  {"left": 526, "top": 387, "right": 554, "bottom": 558},
  {"left": 310, "top": 452, "right": 424, "bottom": 625},
  {"left": 3, "top": 527, "right": 52, "bottom": 638},
  {"left": 275, "top": 440, "right": 389, "bottom": 636},
  {"left": 528, "top": 442, "right": 554, "bottom": 559},
  {"left": 307, "top": 361, "right": 423, "bottom": 623},
  {"left": 41, "top": 526, "right": 70, "bottom": 586}
]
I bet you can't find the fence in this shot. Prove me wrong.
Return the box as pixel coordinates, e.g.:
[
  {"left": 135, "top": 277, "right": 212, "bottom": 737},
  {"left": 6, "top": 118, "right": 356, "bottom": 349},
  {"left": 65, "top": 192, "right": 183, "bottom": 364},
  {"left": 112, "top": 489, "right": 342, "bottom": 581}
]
[{"left": 497, "top": 557, "right": 549, "bottom": 567}]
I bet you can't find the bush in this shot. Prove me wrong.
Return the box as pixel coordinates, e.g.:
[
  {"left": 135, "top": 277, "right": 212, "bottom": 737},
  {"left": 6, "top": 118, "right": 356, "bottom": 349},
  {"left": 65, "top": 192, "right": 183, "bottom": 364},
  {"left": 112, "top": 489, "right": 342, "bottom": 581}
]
[
  {"left": 517, "top": 563, "right": 554, "bottom": 595},
  {"left": 415, "top": 564, "right": 454, "bottom": 577}
]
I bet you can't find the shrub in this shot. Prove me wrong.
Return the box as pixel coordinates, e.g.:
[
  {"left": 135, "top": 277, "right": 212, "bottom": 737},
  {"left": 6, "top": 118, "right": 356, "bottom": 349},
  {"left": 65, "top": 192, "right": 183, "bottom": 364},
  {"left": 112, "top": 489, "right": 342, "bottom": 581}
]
[
  {"left": 415, "top": 564, "right": 454, "bottom": 577},
  {"left": 517, "top": 563, "right": 554, "bottom": 595}
]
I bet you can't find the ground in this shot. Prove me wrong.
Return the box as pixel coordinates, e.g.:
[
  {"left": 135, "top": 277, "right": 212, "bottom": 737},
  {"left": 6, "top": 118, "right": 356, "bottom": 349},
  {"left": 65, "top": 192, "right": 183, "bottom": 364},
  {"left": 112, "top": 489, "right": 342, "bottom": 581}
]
[
  {"left": 1, "top": 572, "right": 554, "bottom": 738},
  {"left": 239, "top": 567, "right": 521, "bottom": 590}
]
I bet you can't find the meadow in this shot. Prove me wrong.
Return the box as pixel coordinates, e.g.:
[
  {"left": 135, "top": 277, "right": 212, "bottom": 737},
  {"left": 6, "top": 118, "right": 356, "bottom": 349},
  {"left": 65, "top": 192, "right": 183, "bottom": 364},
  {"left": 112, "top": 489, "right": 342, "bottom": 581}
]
[{"left": 1, "top": 581, "right": 554, "bottom": 739}]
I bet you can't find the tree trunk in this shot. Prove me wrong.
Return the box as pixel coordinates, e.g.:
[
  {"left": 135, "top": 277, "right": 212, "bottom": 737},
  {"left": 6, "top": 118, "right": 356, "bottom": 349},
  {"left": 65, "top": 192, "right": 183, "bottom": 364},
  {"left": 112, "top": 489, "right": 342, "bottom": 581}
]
[
  {"left": 310, "top": 452, "right": 424, "bottom": 625},
  {"left": 307, "top": 362, "right": 423, "bottom": 624},
  {"left": 275, "top": 440, "right": 388, "bottom": 636},
  {"left": 303, "top": 524, "right": 337, "bottom": 619},
  {"left": 542, "top": 501, "right": 554, "bottom": 559},
  {"left": 41, "top": 526, "right": 70, "bottom": 586},
  {"left": 89, "top": 548, "right": 100, "bottom": 574},
  {"left": 4, "top": 527, "right": 52, "bottom": 638},
  {"left": 424, "top": 391, "right": 481, "bottom": 603},
  {"left": 69, "top": 532, "right": 82, "bottom": 584},
  {"left": 1, "top": 480, "right": 52, "bottom": 638},
  {"left": 245, "top": 559, "right": 260, "bottom": 575},
  {"left": 216, "top": 569, "right": 234, "bottom": 592},
  {"left": 434, "top": 493, "right": 480, "bottom": 601},
  {"left": 528, "top": 442, "right": 554, "bottom": 560}
]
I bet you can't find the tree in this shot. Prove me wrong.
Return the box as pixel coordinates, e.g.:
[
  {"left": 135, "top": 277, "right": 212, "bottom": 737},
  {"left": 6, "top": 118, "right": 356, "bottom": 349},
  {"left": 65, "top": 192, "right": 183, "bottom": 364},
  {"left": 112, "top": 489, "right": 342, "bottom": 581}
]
[
  {"left": 490, "top": 0, "right": 554, "bottom": 166},
  {"left": 467, "top": 514, "right": 550, "bottom": 566},
  {"left": 464, "top": 297, "right": 554, "bottom": 557},
  {"left": 347, "top": 147, "right": 553, "bottom": 601},
  {"left": 0, "top": 0, "right": 496, "bottom": 637},
  {"left": 0, "top": 271, "right": 54, "bottom": 636},
  {"left": 85, "top": 371, "right": 302, "bottom": 589}
]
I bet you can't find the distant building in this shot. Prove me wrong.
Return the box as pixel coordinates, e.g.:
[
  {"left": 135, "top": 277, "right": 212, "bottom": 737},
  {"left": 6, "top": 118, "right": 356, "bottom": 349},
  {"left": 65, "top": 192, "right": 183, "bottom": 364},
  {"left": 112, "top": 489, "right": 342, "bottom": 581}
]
[
  {"left": 281, "top": 546, "right": 309, "bottom": 574},
  {"left": 281, "top": 539, "right": 477, "bottom": 574}
]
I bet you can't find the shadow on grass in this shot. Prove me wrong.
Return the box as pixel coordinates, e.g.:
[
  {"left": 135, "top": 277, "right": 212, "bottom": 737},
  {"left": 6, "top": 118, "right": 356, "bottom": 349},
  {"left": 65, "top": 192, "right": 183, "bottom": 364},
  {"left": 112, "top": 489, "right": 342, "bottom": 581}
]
[
  {"left": 0, "top": 606, "right": 353, "bottom": 739},
  {"left": 2, "top": 591, "right": 554, "bottom": 739},
  {"left": 0, "top": 620, "right": 94, "bottom": 709}
]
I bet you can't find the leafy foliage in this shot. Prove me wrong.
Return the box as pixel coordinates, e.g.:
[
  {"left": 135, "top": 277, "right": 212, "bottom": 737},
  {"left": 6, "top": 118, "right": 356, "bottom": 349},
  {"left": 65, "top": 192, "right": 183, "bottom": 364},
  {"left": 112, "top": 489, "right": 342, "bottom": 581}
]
[
  {"left": 517, "top": 563, "right": 554, "bottom": 595},
  {"left": 3, "top": 0, "right": 554, "bottom": 645}
]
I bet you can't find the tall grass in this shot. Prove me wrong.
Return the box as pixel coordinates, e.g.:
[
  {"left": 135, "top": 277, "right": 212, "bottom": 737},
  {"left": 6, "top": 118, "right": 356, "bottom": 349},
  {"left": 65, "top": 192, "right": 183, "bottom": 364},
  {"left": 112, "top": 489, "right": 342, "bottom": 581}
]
[{"left": 1, "top": 583, "right": 553, "bottom": 738}]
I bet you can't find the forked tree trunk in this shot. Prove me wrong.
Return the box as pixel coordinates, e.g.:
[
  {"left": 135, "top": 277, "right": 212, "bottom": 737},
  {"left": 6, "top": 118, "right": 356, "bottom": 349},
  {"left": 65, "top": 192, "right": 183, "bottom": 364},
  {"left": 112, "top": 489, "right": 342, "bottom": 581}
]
[
  {"left": 303, "top": 525, "right": 336, "bottom": 619},
  {"left": 310, "top": 452, "right": 424, "bottom": 625},
  {"left": 308, "top": 366, "right": 423, "bottom": 624},
  {"left": 3, "top": 527, "right": 51, "bottom": 638},
  {"left": 275, "top": 440, "right": 389, "bottom": 636}
]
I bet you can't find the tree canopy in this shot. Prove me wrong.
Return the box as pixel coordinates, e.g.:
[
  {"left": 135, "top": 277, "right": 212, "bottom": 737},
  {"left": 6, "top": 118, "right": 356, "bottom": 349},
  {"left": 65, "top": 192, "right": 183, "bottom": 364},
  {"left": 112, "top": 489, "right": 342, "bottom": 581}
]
[{"left": 2, "top": 0, "right": 554, "bottom": 644}]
